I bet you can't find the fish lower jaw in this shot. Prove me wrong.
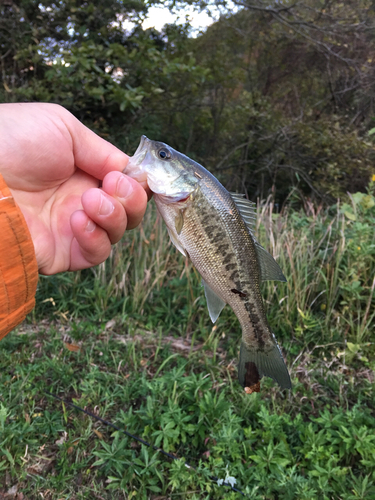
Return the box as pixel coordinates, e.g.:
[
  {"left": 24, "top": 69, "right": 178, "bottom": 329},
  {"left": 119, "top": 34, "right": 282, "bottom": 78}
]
[{"left": 124, "top": 164, "right": 148, "bottom": 184}]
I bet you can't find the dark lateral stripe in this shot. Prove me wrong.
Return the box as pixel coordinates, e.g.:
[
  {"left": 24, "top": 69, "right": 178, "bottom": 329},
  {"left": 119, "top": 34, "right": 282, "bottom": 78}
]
[{"left": 230, "top": 288, "right": 247, "bottom": 298}]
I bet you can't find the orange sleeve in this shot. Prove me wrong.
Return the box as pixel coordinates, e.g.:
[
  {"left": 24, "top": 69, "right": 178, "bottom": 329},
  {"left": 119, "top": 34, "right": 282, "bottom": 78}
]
[{"left": 0, "top": 174, "right": 38, "bottom": 340}]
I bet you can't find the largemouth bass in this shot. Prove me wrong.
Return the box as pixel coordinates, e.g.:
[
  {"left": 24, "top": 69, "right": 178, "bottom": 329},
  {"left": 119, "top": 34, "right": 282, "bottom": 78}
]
[{"left": 125, "top": 136, "right": 291, "bottom": 392}]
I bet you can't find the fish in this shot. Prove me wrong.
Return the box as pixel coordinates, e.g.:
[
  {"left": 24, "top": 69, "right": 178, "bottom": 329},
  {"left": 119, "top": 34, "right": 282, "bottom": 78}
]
[{"left": 124, "top": 136, "right": 291, "bottom": 392}]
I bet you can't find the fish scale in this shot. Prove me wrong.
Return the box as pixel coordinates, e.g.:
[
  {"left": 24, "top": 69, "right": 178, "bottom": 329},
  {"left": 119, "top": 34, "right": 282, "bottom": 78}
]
[
  {"left": 126, "top": 136, "right": 292, "bottom": 392},
  {"left": 165, "top": 179, "right": 276, "bottom": 357}
]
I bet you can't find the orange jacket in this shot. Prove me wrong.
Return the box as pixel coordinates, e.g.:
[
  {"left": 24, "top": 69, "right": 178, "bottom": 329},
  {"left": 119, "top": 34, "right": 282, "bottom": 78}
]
[{"left": 0, "top": 174, "right": 38, "bottom": 340}]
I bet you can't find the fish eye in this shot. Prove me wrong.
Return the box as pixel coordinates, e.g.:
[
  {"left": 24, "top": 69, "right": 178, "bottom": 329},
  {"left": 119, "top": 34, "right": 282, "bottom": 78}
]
[{"left": 158, "top": 148, "right": 171, "bottom": 160}]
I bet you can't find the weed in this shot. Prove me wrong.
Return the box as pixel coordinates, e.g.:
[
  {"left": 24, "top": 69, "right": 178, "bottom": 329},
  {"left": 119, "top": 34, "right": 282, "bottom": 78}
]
[{"left": 1, "top": 191, "right": 375, "bottom": 498}]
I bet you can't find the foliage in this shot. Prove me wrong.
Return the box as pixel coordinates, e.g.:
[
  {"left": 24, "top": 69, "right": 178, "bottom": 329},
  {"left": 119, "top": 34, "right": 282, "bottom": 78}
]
[
  {"left": 1, "top": 2, "right": 375, "bottom": 497},
  {"left": 1, "top": 1, "right": 375, "bottom": 201},
  {"left": 1, "top": 190, "right": 375, "bottom": 498}
]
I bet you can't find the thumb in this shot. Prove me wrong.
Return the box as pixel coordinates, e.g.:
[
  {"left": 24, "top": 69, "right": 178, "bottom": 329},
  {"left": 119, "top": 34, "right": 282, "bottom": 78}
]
[{"left": 60, "top": 106, "right": 130, "bottom": 180}]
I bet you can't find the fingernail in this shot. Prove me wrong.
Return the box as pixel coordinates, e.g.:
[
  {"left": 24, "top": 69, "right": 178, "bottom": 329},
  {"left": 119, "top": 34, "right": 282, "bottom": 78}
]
[
  {"left": 116, "top": 175, "right": 134, "bottom": 200},
  {"left": 86, "top": 219, "right": 96, "bottom": 232},
  {"left": 99, "top": 193, "right": 115, "bottom": 216}
]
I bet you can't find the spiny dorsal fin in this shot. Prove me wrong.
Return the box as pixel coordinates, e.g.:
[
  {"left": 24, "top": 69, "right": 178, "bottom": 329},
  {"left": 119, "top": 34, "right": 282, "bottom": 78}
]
[
  {"left": 230, "top": 192, "right": 286, "bottom": 282},
  {"left": 230, "top": 192, "right": 256, "bottom": 232}
]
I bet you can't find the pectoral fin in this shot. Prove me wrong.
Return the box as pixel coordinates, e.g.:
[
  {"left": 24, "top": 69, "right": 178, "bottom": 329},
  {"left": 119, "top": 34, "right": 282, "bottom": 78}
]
[
  {"left": 202, "top": 280, "right": 226, "bottom": 323},
  {"left": 166, "top": 227, "right": 187, "bottom": 257},
  {"left": 175, "top": 210, "right": 184, "bottom": 235}
]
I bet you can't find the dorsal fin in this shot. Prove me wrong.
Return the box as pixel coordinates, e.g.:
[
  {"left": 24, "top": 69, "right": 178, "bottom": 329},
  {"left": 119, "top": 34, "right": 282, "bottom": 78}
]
[
  {"left": 230, "top": 192, "right": 256, "bottom": 232},
  {"left": 254, "top": 242, "right": 287, "bottom": 282},
  {"left": 230, "top": 192, "right": 286, "bottom": 282}
]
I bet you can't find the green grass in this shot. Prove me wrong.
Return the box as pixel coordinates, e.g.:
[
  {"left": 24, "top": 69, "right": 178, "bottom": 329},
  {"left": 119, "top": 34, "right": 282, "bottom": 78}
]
[{"left": 1, "top": 187, "right": 375, "bottom": 499}]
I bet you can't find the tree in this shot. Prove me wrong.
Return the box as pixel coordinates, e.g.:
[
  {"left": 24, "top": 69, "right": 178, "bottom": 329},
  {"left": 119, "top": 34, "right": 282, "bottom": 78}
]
[
  {"left": 167, "top": 0, "right": 375, "bottom": 200},
  {"left": 1, "top": 0, "right": 374, "bottom": 201}
]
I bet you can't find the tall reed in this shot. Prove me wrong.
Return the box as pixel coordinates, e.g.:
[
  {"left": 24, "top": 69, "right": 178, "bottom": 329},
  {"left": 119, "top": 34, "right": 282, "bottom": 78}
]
[{"left": 36, "top": 193, "right": 375, "bottom": 351}]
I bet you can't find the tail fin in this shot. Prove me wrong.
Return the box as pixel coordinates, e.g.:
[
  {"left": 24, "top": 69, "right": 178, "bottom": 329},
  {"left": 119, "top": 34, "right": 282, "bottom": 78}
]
[{"left": 238, "top": 341, "right": 292, "bottom": 390}]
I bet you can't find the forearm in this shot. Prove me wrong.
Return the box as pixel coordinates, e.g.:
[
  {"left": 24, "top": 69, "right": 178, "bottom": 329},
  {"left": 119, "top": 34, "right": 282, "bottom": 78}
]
[{"left": 0, "top": 174, "right": 38, "bottom": 340}]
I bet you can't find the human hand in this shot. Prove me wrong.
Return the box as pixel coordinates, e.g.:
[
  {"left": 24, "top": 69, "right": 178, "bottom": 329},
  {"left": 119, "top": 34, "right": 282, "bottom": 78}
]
[{"left": 0, "top": 103, "right": 148, "bottom": 274}]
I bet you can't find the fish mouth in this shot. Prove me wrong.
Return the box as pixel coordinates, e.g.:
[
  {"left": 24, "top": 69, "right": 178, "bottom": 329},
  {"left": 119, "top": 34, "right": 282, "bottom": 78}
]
[
  {"left": 132, "top": 135, "right": 150, "bottom": 164},
  {"left": 123, "top": 135, "right": 150, "bottom": 182}
]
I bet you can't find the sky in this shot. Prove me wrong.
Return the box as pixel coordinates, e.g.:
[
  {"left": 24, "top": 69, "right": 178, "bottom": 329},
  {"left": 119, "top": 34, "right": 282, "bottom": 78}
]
[{"left": 141, "top": 4, "right": 221, "bottom": 35}]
